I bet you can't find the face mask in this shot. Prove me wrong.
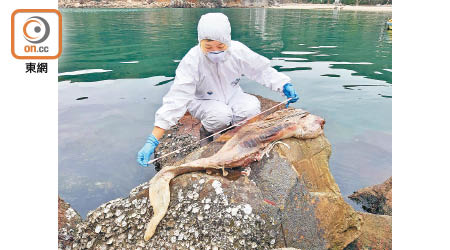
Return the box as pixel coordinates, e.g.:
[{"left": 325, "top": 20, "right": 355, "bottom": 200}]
[{"left": 206, "top": 50, "right": 226, "bottom": 63}]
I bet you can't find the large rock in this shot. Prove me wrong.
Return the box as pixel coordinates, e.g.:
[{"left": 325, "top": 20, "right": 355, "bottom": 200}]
[
  {"left": 68, "top": 172, "right": 280, "bottom": 249},
  {"left": 348, "top": 177, "right": 392, "bottom": 216},
  {"left": 66, "top": 130, "right": 364, "bottom": 249},
  {"left": 251, "top": 136, "right": 363, "bottom": 249},
  {"left": 177, "top": 134, "right": 364, "bottom": 249},
  {"left": 344, "top": 212, "right": 392, "bottom": 250}
]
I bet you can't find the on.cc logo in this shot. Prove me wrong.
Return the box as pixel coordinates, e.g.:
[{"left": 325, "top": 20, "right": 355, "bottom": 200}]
[
  {"left": 11, "top": 9, "right": 62, "bottom": 60},
  {"left": 23, "top": 16, "right": 50, "bottom": 44}
]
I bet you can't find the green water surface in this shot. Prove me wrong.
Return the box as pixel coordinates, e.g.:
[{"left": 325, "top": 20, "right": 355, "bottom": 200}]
[{"left": 59, "top": 8, "right": 392, "bottom": 217}]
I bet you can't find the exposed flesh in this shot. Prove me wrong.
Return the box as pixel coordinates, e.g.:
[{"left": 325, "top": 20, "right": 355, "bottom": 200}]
[{"left": 144, "top": 108, "right": 325, "bottom": 240}]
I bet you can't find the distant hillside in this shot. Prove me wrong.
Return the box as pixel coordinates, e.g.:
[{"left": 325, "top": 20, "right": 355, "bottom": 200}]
[
  {"left": 58, "top": 0, "right": 392, "bottom": 8},
  {"left": 286, "top": 0, "right": 391, "bottom": 4}
]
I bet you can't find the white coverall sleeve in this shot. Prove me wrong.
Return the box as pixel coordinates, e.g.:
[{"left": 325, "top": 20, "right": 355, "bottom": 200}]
[
  {"left": 154, "top": 52, "right": 198, "bottom": 130},
  {"left": 238, "top": 42, "right": 291, "bottom": 93}
]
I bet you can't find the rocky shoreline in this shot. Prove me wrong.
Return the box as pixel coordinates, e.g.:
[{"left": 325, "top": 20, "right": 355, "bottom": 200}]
[
  {"left": 349, "top": 177, "right": 392, "bottom": 216},
  {"left": 58, "top": 95, "right": 392, "bottom": 249},
  {"left": 58, "top": 0, "right": 392, "bottom": 10},
  {"left": 271, "top": 3, "right": 392, "bottom": 12},
  {"left": 58, "top": 0, "right": 276, "bottom": 9},
  {"left": 58, "top": 197, "right": 83, "bottom": 249}
]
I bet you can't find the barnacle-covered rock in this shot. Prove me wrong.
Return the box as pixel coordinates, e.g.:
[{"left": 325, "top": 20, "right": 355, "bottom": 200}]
[{"left": 58, "top": 196, "right": 82, "bottom": 249}]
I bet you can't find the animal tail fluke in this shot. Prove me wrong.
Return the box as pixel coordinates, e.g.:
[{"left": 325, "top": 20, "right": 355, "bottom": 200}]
[
  {"left": 144, "top": 164, "right": 215, "bottom": 241},
  {"left": 144, "top": 168, "right": 176, "bottom": 241}
]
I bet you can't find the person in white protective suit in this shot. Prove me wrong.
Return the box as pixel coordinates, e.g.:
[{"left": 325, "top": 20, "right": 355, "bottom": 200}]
[{"left": 137, "top": 12, "right": 299, "bottom": 167}]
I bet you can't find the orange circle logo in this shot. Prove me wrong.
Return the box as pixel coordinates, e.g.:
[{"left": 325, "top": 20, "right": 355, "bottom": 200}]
[{"left": 23, "top": 16, "right": 50, "bottom": 44}]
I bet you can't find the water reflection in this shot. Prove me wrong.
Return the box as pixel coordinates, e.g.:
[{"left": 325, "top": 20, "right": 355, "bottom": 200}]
[
  {"left": 58, "top": 69, "right": 112, "bottom": 77},
  {"left": 321, "top": 74, "right": 340, "bottom": 77},
  {"left": 276, "top": 66, "right": 313, "bottom": 72},
  {"left": 309, "top": 45, "right": 337, "bottom": 48},
  {"left": 281, "top": 51, "right": 318, "bottom": 55},
  {"left": 60, "top": 8, "right": 392, "bottom": 84}
]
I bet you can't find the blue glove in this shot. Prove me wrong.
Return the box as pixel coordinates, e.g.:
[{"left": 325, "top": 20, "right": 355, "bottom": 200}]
[
  {"left": 137, "top": 134, "right": 159, "bottom": 167},
  {"left": 283, "top": 83, "right": 300, "bottom": 108}
]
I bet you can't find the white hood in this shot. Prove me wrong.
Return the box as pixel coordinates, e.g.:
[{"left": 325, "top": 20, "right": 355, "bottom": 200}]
[{"left": 197, "top": 13, "right": 231, "bottom": 47}]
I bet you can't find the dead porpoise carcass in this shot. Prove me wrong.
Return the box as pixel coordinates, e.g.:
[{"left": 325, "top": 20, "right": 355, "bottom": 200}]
[{"left": 144, "top": 108, "right": 325, "bottom": 240}]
